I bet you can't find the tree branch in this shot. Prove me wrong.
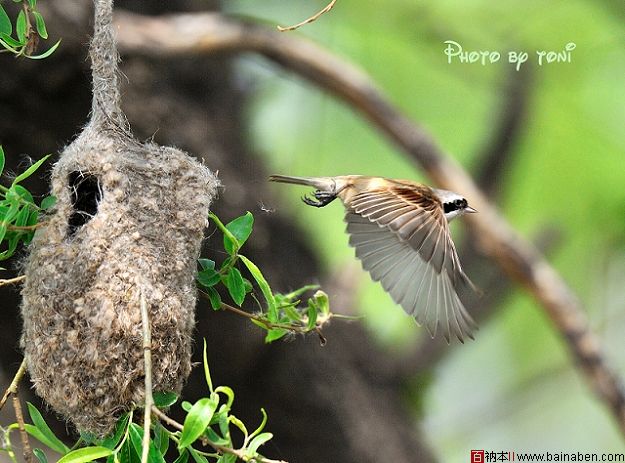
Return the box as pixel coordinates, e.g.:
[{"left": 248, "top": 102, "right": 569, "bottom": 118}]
[
  {"left": 475, "top": 65, "right": 532, "bottom": 197},
  {"left": 113, "top": 11, "right": 625, "bottom": 435}
]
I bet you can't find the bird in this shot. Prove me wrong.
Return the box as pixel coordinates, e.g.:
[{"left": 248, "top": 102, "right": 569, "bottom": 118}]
[{"left": 269, "top": 174, "right": 479, "bottom": 343}]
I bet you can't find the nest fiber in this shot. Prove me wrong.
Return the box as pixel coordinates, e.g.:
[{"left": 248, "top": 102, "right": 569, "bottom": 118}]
[{"left": 20, "top": 124, "right": 218, "bottom": 435}]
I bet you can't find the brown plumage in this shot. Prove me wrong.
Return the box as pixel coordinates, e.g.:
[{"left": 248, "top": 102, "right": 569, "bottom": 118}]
[{"left": 270, "top": 175, "right": 478, "bottom": 343}]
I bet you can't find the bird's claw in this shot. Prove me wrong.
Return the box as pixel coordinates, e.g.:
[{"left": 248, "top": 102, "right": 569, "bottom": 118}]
[{"left": 302, "top": 190, "right": 337, "bottom": 208}]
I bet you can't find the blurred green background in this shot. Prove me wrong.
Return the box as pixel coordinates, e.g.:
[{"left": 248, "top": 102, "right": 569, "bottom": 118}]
[{"left": 227, "top": 0, "right": 625, "bottom": 457}]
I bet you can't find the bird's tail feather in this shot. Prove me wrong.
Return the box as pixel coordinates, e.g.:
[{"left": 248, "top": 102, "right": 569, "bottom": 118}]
[{"left": 269, "top": 175, "right": 335, "bottom": 191}]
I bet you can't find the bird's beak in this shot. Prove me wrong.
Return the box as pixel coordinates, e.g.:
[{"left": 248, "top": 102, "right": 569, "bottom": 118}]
[{"left": 465, "top": 206, "right": 478, "bottom": 214}]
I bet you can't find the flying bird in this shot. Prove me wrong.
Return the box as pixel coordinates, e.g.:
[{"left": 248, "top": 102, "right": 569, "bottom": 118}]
[{"left": 269, "top": 174, "right": 479, "bottom": 343}]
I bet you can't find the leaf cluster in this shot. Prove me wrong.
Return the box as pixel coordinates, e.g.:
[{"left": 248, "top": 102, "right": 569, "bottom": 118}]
[
  {"left": 0, "top": 0, "right": 60, "bottom": 58},
  {"left": 0, "top": 146, "right": 55, "bottom": 262},
  {"left": 1, "top": 343, "right": 279, "bottom": 463},
  {"left": 197, "top": 212, "right": 334, "bottom": 343}
]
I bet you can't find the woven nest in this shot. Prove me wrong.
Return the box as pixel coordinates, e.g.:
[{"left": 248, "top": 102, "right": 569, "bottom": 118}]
[{"left": 20, "top": 123, "right": 218, "bottom": 435}]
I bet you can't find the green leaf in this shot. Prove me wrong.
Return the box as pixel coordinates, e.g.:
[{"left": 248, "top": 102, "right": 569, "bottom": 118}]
[
  {"left": 313, "top": 290, "right": 330, "bottom": 315},
  {"left": 306, "top": 301, "right": 318, "bottom": 330},
  {"left": 153, "top": 391, "right": 178, "bottom": 408},
  {"left": 100, "top": 413, "right": 129, "bottom": 450},
  {"left": 282, "top": 284, "right": 320, "bottom": 301},
  {"left": 40, "top": 195, "right": 57, "bottom": 210},
  {"left": 181, "top": 401, "right": 192, "bottom": 413},
  {"left": 26, "top": 402, "right": 71, "bottom": 454},
  {"left": 15, "top": 206, "right": 30, "bottom": 226},
  {"left": 214, "top": 386, "right": 234, "bottom": 410},
  {"left": 245, "top": 432, "right": 273, "bottom": 459},
  {"left": 12, "top": 154, "right": 51, "bottom": 186},
  {"left": 116, "top": 439, "right": 136, "bottom": 463},
  {"left": 152, "top": 422, "right": 169, "bottom": 456},
  {"left": 0, "top": 31, "right": 21, "bottom": 48},
  {"left": 208, "top": 213, "right": 239, "bottom": 255},
  {"left": 218, "top": 454, "right": 237, "bottom": 463},
  {"left": 228, "top": 415, "right": 247, "bottom": 440},
  {"left": 0, "top": 224, "right": 7, "bottom": 244},
  {"left": 188, "top": 448, "right": 209, "bottom": 463},
  {"left": 198, "top": 258, "right": 216, "bottom": 271},
  {"left": 205, "top": 286, "right": 222, "bottom": 310},
  {"left": 0, "top": 146, "right": 5, "bottom": 176},
  {"left": 217, "top": 411, "right": 230, "bottom": 442},
  {"left": 239, "top": 255, "right": 277, "bottom": 319},
  {"left": 0, "top": 7, "right": 11, "bottom": 35},
  {"left": 32, "top": 10, "right": 47, "bottom": 38},
  {"left": 242, "top": 277, "right": 253, "bottom": 294},
  {"left": 224, "top": 212, "right": 253, "bottom": 254},
  {"left": 224, "top": 267, "right": 245, "bottom": 306},
  {"left": 33, "top": 449, "right": 48, "bottom": 463},
  {"left": 2, "top": 202, "right": 19, "bottom": 225},
  {"left": 12, "top": 185, "right": 35, "bottom": 204},
  {"left": 178, "top": 398, "right": 218, "bottom": 449},
  {"left": 0, "top": 233, "right": 21, "bottom": 260},
  {"left": 57, "top": 447, "right": 113, "bottom": 463},
  {"left": 205, "top": 427, "right": 229, "bottom": 446},
  {"left": 264, "top": 329, "right": 288, "bottom": 343},
  {"left": 16, "top": 10, "right": 26, "bottom": 44},
  {"left": 202, "top": 339, "right": 213, "bottom": 393},
  {"left": 28, "top": 0, "right": 37, "bottom": 8},
  {"left": 27, "top": 39, "right": 60, "bottom": 59},
  {"left": 128, "top": 423, "right": 165, "bottom": 463},
  {"left": 282, "top": 303, "right": 301, "bottom": 322},
  {"left": 172, "top": 451, "right": 190, "bottom": 463},
  {"left": 248, "top": 408, "right": 268, "bottom": 442},
  {"left": 197, "top": 267, "right": 220, "bottom": 288}
]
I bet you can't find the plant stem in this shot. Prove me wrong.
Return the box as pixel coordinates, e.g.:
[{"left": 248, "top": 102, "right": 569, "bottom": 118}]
[
  {"left": 0, "top": 275, "right": 26, "bottom": 288},
  {"left": 0, "top": 360, "right": 27, "bottom": 412},
  {"left": 140, "top": 293, "right": 153, "bottom": 463},
  {"left": 12, "top": 393, "right": 33, "bottom": 463}
]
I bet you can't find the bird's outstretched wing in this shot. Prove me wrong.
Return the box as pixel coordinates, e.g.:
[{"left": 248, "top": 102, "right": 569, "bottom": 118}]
[{"left": 345, "top": 187, "right": 477, "bottom": 342}]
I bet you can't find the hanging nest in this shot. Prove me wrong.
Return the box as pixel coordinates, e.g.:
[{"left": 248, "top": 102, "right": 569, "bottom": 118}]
[{"left": 20, "top": 0, "right": 219, "bottom": 436}]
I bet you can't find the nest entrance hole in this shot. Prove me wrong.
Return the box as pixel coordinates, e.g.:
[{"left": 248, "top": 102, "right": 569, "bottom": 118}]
[{"left": 68, "top": 171, "right": 102, "bottom": 236}]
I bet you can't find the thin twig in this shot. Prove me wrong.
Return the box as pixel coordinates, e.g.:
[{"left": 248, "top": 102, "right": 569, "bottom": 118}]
[
  {"left": 0, "top": 275, "right": 26, "bottom": 288},
  {"left": 7, "top": 360, "right": 34, "bottom": 463},
  {"left": 151, "top": 407, "right": 288, "bottom": 463},
  {"left": 114, "top": 11, "right": 625, "bottom": 436},
  {"left": 151, "top": 406, "right": 182, "bottom": 431},
  {"left": 140, "top": 293, "right": 153, "bottom": 463},
  {"left": 278, "top": 0, "right": 337, "bottom": 32},
  {"left": 6, "top": 224, "right": 40, "bottom": 232},
  {"left": 200, "top": 292, "right": 331, "bottom": 337},
  {"left": 0, "top": 360, "right": 27, "bottom": 412}
]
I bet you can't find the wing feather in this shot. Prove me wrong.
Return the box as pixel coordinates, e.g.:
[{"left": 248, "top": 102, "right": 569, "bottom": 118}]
[{"left": 344, "top": 189, "right": 477, "bottom": 342}]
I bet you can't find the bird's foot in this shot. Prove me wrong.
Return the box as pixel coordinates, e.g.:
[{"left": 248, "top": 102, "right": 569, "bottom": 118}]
[{"left": 302, "top": 190, "right": 337, "bottom": 208}]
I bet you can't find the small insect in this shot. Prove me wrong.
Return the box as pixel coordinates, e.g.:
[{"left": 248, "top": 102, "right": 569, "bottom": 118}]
[{"left": 258, "top": 201, "right": 276, "bottom": 214}]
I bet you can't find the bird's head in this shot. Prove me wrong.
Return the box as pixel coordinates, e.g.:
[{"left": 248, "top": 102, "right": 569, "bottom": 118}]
[{"left": 433, "top": 188, "right": 477, "bottom": 222}]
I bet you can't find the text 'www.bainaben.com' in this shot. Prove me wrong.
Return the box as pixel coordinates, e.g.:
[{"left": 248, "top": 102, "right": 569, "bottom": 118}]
[{"left": 471, "top": 449, "right": 625, "bottom": 462}]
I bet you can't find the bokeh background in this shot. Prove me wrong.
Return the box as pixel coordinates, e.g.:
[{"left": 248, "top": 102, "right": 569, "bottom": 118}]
[
  {"left": 225, "top": 0, "right": 625, "bottom": 456},
  {"left": 1, "top": 0, "right": 624, "bottom": 461}
]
